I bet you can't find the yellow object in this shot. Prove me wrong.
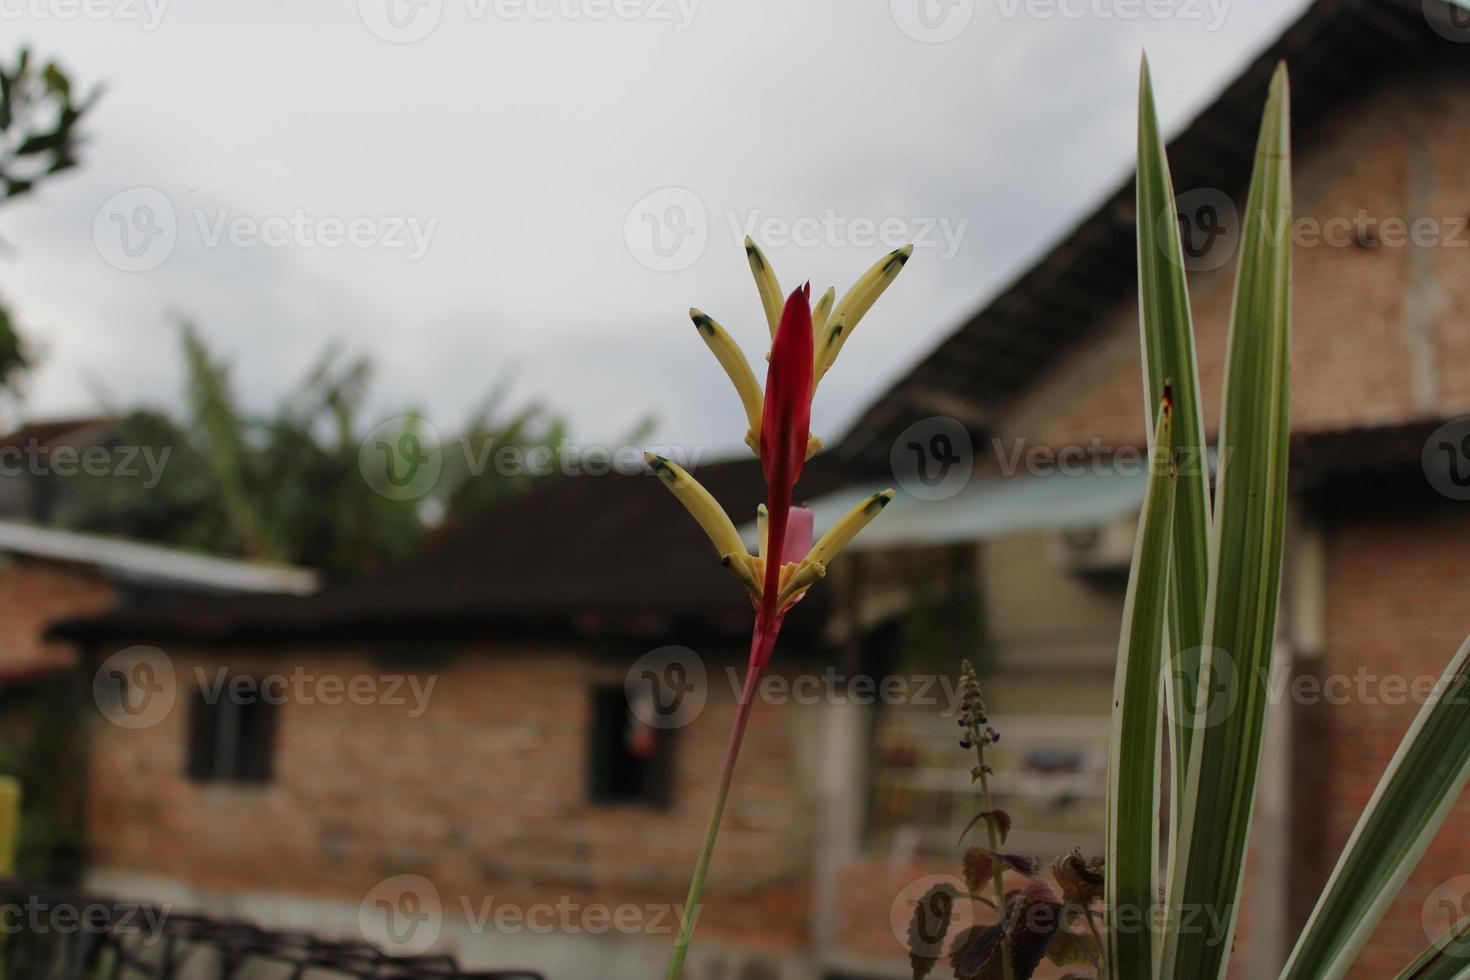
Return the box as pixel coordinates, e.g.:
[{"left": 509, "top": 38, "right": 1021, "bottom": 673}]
[
  {"left": 815, "top": 245, "right": 913, "bottom": 389},
  {"left": 744, "top": 237, "right": 784, "bottom": 338},
  {"left": 0, "top": 776, "right": 21, "bottom": 876}
]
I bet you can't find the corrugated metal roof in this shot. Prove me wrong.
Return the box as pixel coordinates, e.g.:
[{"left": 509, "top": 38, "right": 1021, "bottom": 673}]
[
  {"left": 0, "top": 521, "right": 319, "bottom": 595},
  {"left": 747, "top": 469, "right": 1148, "bottom": 553}
]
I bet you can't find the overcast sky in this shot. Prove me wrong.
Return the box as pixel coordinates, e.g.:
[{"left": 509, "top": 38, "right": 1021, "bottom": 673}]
[{"left": 1, "top": 0, "right": 1312, "bottom": 458}]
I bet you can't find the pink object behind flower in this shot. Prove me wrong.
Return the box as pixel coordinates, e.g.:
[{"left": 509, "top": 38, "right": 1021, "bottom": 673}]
[{"left": 781, "top": 507, "right": 814, "bottom": 565}]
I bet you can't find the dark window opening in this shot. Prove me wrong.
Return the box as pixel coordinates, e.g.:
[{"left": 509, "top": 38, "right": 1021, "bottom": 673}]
[
  {"left": 588, "top": 685, "right": 672, "bottom": 806},
  {"left": 186, "top": 684, "right": 277, "bottom": 784}
]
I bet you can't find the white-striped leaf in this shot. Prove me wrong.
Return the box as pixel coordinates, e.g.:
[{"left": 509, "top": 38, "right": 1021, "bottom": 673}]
[
  {"left": 1282, "top": 636, "right": 1470, "bottom": 979},
  {"left": 1105, "top": 393, "right": 1177, "bottom": 979},
  {"left": 1161, "top": 62, "right": 1292, "bottom": 980}
]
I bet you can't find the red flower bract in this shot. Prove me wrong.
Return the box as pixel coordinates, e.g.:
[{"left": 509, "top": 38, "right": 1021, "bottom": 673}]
[{"left": 757, "top": 283, "right": 813, "bottom": 626}]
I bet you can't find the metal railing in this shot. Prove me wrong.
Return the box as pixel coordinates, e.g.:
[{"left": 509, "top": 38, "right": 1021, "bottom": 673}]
[{"left": 0, "top": 882, "right": 545, "bottom": 980}]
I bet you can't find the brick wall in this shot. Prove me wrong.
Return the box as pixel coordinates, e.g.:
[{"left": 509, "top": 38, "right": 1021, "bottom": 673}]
[
  {"left": 0, "top": 558, "right": 113, "bottom": 681},
  {"left": 997, "top": 66, "right": 1470, "bottom": 456},
  {"left": 86, "top": 643, "right": 819, "bottom": 963},
  {"left": 1299, "top": 496, "right": 1470, "bottom": 977}
]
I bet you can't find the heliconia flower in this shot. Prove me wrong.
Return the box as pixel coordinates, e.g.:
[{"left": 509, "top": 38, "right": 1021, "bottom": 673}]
[
  {"left": 653, "top": 243, "right": 912, "bottom": 980},
  {"left": 650, "top": 244, "right": 910, "bottom": 625}
]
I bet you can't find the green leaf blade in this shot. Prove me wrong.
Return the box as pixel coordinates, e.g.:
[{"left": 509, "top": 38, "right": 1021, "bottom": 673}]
[
  {"left": 1283, "top": 637, "right": 1470, "bottom": 980},
  {"left": 1393, "top": 914, "right": 1470, "bottom": 980},
  {"left": 1161, "top": 62, "right": 1293, "bottom": 980},
  {"left": 1105, "top": 394, "right": 1177, "bottom": 980},
  {"left": 1136, "top": 53, "right": 1213, "bottom": 796}
]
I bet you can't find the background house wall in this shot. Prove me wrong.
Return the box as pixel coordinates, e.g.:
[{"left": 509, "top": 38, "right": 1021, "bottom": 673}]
[
  {"left": 0, "top": 558, "right": 114, "bottom": 680},
  {"left": 817, "top": 59, "right": 1470, "bottom": 980},
  {"left": 84, "top": 642, "right": 830, "bottom": 979},
  {"left": 999, "top": 67, "right": 1470, "bottom": 453}
]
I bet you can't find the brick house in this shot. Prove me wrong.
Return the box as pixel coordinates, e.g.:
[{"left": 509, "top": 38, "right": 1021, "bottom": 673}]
[
  {"left": 0, "top": 517, "right": 316, "bottom": 885},
  {"left": 47, "top": 1, "right": 1470, "bottom": 977}
]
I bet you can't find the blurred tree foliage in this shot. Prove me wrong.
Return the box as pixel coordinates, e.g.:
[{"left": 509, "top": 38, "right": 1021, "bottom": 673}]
[
  {"left": 0, "top": 48, "right": 100, "bottom": 391},
  {"left": 71, "top": 323, "right": 570, "bottom": 575},
  {"left": 0, "top": 47, "right": 97, "bottom": 887}
]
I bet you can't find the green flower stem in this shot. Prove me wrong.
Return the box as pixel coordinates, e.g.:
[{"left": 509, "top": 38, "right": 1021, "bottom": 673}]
[
  {"left": 665, "top": 628, "right": 772, "bottom": 980},
  {"left": 971, "top": 737, "right": 1012, "bottom": 980}
]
